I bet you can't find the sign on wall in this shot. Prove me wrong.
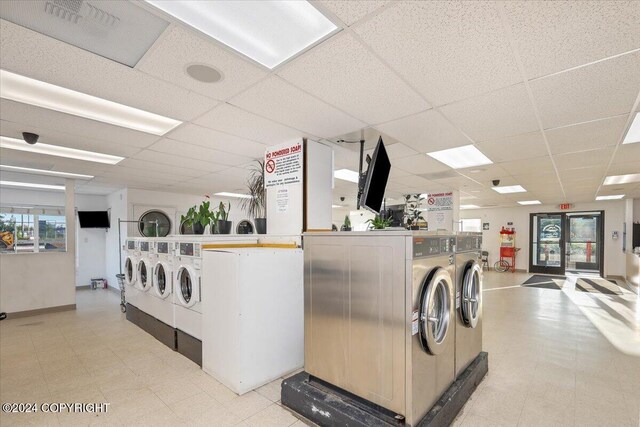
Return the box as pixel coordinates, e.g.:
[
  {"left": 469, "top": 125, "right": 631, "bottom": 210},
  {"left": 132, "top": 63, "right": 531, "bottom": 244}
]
[
  {"left": 483, "top": 222, "right": 490, "bottom": 231},
  {"left": 425, "top": 192, "right": 454, "bottom": 231},
  {"left": 264, "top": 141, "right": 303, "bottom": 188}
]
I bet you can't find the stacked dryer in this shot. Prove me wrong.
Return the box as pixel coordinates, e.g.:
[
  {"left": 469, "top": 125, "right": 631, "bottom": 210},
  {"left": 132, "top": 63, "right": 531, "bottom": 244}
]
[
  {"left": 454, "top": 232, "right": 483, "bottom": 377},
  {"left": 123, "top": 239, "right": 141, "bottom": 310},
  {"left": 136, "top": 239, "right": 155, "bottom": 316}
]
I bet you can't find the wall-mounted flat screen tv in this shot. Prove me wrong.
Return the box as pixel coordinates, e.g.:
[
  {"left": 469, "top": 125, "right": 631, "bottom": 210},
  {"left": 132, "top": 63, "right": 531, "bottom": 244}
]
[
  {"left": 358, "top": 136, "right": 391, "bottom": 214},
  {"left": 78, "top": 211, "right": 110, "bottom": 228}
]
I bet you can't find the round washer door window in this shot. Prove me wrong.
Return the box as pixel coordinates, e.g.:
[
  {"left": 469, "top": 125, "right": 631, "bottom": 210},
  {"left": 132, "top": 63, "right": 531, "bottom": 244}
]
[
  {"left": 138, "top": 261, "right": 148, "bottom": 289},
  {"left": 461, "top": 262, "right": 482, "bottom": 328},
  {"left": 419, "top": 268, "right": 453, "bottom": 355},
  {"left": 125, "top": 258, "right": 134, "bottom": 284},
  {"left": 236, "top": 220, "right": 254, "bottom": 234},
  {"left": 156, "top": 264, "right": 166, "bottom": 295},
  {"left": 138, "top": 210, "right": 171, "bottom": 237},
  {"left": 179, "top": 268, "right": 192, "bottom": 304}
]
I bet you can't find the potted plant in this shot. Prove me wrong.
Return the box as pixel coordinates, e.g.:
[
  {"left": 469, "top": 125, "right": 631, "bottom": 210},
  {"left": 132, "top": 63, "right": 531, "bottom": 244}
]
[
  {"left": 216, "top": 202, "right": 232, "bottom": 234},
  {"left": 180, "top": 199, "right": 213, "bottom": 235},
  {"left": 366, "top": 215, "right": 392, "bottom": 230},
  {"left": 241, "top": 160, "right": 267, "bottom": 234},
  {"left": 340, "top": 215, "right": 352, "bottom": 231},
  {"left": 404, "top": 194, "right": 424, "bottom": 230}
]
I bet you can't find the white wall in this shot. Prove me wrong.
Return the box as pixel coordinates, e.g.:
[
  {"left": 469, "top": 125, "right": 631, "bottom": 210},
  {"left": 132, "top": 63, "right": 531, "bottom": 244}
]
[
  {"left": 460, "top": 200, "right": 626, "bottom": 277},
  {"left": 105, "top": 188, "right": 127, "bottom": 290},
  {"left": 634, "top": 198, "right": 640, "bottom": 222},
  {"left": 0, "top": 182, "right": 77, "bottom": 313}
]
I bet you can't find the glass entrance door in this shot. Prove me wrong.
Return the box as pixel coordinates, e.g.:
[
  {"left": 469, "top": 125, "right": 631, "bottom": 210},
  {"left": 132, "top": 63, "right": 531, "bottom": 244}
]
[
  {"left": 566, "top": 213, "right": 602, "bottom": 274},
  {"left": 530, "top": 213, "right": 564, "bottom": 275}
]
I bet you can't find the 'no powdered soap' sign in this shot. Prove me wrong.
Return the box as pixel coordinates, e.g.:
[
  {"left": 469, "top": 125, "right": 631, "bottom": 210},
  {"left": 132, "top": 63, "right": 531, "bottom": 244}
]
[{"left": 264, "top": 141, "right": 303, "bottom": 188}]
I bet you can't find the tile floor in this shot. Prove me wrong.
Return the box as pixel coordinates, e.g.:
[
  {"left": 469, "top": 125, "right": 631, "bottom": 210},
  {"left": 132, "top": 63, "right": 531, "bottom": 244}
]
[{"left": 1, "top": 271, "right": 639, "bottom": 426}]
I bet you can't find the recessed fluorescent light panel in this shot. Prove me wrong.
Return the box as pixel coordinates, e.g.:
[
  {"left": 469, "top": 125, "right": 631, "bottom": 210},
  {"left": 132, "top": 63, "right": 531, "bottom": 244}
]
[
  {"left": 0, "top": 136, "right": 124, "bottom": 165},
  {"left": 623, "top": 112, "right": 640, "bottom": 144},
  {"left": 460, "top": 205, "right": 480, "bottom": 210},
  {"left": 595, "top": 195, "right": 625, "bottom": 201},
  {"left": 334, "top": 169, "right": 359, "bottom": 183},
  {"left": 145, "top": 1, "right": 338, "bottom": 69},
  {"left": 0, "top": 165, "right": 93, "bottom": 179},
  {"left": 0, "top": 70, "right": 182, "bottom": 135},
  {"left": 518, "top": 200, "right": 541, "bottom": 205},
  {"left": 603, "top": 173, "right": 640, "bottom": 185},
  {"left": 214, "top": 192, "right": 252, "bottom": 199},
  {"left": 492, "top": 185, "right": 526, "bottom": 194},
  {"left": 0, "top": 180, "right": 65, "bottom": 191},
  {"left": 427, "top": 145, "right": 493, "bottom": 169},
  {"left": 332, "top": 204, "right": 341, "bottom": 208}
]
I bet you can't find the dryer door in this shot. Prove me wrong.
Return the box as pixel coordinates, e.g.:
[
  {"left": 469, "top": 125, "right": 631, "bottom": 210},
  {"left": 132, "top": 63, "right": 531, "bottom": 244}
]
[
  {"left": 154, "top": 263, "right": 171, "bottom": 299},
  {"left": 177, "top": 266, "right": 198, "bottom": 308},
  {"left": 419, "top": 267, "right": 453, "bottom": 355},
  {"left": 124, "top": 257, "right": 136, "bottom": 286},
  {"left": 137, "top": 260, "right": 151, "bottom": 291},
  {"left": 461, "top": 261, "right": 482, "bottom": 328}
]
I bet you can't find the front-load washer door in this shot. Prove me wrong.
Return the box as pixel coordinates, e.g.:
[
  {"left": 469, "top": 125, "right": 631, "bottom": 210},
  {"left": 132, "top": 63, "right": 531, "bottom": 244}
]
[
  {"left": 137, "top": 260, "right": 151, "bottom": 291},
  {"left": 461, "top": 261, "right": 482, "bottom": 328},
  {"left": 154, "top": 262, "right": 172, "bottom": 299},
  {"left": 125, "top": 257, "right": 136, "bottom": 286},
  {"left": 419, "top": 267, "right": 453, "bottom": 355},
  {"left": 176, "top": 266, "right": 198, "bottom": 308}
]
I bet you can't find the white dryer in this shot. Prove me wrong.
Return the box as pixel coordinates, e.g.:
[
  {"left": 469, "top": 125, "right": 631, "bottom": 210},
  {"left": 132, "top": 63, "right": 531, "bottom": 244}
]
[
  {"left": 174, "top": 241, "right": 203, "bottom": 341},
  {"left": 150, "top": 240, "right": 175, "bottom": 328},
  {"left": 136, "top": 239, "right": 155, "bottom": 317},
  {"left": 123, "top": 239, "right": 141, "bottom": 309}
]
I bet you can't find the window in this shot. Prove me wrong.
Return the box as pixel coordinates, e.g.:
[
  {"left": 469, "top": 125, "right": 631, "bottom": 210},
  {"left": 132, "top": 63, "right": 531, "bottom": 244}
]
[
  {"left": 0, "top": 209, "right": 66, "bottom": 253},
  {"left": 460, "top": 218, "right": 482, "bottom": 232}
]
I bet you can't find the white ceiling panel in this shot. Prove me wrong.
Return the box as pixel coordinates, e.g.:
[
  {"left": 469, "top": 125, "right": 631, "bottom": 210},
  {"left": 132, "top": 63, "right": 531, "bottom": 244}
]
[
  {"left": 230, "top": 76, "right": 366, "bottom": 137},
  {"left": 475, "top": 132, "right": 547, "bottom": 163},
  {"left": 76, "top": 182, "right": 123, "bottom": 195},
  {"left": 194, "top": 104, "right": 302, "bottom": 145},
  {"left": 391, "top": 154, "right": 450, "bottom": 175},
  {"left": 0, "top": 19, "right": 217, "bottom": 121},
  {"left": 316, "top": 0, "right": 390, "bottom": 26},
  {"left": 355, "top": 1, "right": 521, "bottom": 106},
  {"left": 131, "top": 150, "right": 229, "bottom": 176},
  {"left": 388, "top": 167, "right": 412, "bottom": 181},
  {"left": 375, "top": 109, "right": 469, "bottom": 153},
  {"left": 553, "top": 147, "right": 615, "bottom": 171},
  {"left": 457, "top": 164, "right": 512, "bottom": 183},
  {"left": 545, "top": 115, "right": 627, "bottom": 155},
  {"left": 167, "top": 124, "right": 267, "bottom": 158},
  {"left": 610, "top": 143, "right": 640, "bottom": 165},
  {"left": 364, "top": 142, "right": 417, "bottom": 160},
  {"left": 500, "top": 156, "right": 556, "bottom": 176},
  {"left": 607, "top": 161, "right": 640, "bottom": 176},
  {"left": 0, "top": 148, "right": 111, "bottom": 175},
  {"left": 388, "top": 174, "right": 436, "bottom": 189},
  {"left": 502, "top": 1, "right": 640, "bottom": 79},
  {"left": 144, "top": 139, "right": 252, "bottom": 167},
  {"left": 0, "top": 100, "right": 160, "bottom": 149},
  {"left": 440, "top": 84, "right": 539, "bottom": 142},
  {"left": 512, "top": 171, "right": 559, "bottom": 186},
  {"left": 278, "top": 32, "right": 428, "bottom": 124},
  {"left": 0, "top": 120, "right": 141, "bottom": 158},
  {"left": 137, "top": 26, "right": 267, "bottom": 101},
  {"left": 531, "top": 52, "right": 640, "bottom": 129}
]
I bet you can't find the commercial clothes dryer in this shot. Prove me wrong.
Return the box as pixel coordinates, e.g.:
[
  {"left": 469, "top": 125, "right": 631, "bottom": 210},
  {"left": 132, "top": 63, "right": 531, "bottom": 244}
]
[
  {"left": 454, "top": 232, "right": 483, "bottom": 378},
  {"left": 136, "top": 239, "right": 155, "bottom": 316},
  {"left": 150, "top": 240, "right": 175, "bottom": 327},
  {"left": 174, "top": 241, "right": 203, "bottom": 333},
  {"left": 302, "top": 231, "right": 456, "bottom": 426},
  {"left": 123, "top": 239, "right": 141, "bottom": 309}
]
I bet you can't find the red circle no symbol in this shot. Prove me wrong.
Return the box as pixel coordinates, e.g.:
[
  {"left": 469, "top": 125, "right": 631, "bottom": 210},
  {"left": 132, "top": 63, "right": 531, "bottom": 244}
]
[
  {"left": 265, "top": 159, "right": 276, "bottom": 173},
  {"left": 428, "top": 198, "right": 435, "bottom": 205}
]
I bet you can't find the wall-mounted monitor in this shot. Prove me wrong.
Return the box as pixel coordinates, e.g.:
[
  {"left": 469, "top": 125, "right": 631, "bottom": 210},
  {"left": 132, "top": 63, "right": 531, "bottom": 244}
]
[
  {"left": 78, "top": 211, "right": 110, "bottom": 228},
  {"left": 358, "top": 136, "right": 391, "bottom": 214}
]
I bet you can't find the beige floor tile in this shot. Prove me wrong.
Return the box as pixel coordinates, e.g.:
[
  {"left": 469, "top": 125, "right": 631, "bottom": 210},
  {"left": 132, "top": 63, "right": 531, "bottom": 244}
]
[
  {"left": 224, "top": 390, "right": 273, "bottom": 421},
  {"left": 148, "top": 376, "right": 204, "bottom": 406},
  {"left": 459, "top": 413, "right": 510, "bottom": 427},
  {"left": 243, "top": 403, "right": 299, "bottom": 427},
  {"left": 255, "top": 378, "right": 284, "bottom": 402},
  {"left": 467, "top": 383, "right": 527, "bottom": 425},
  {"left": 168, "top": 391, "right": 220, "bottom": 421}
]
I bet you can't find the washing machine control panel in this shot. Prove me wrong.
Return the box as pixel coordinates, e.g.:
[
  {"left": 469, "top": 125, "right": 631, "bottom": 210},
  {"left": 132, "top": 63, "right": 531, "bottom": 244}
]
[
  {"left": 156, "top": 242, "right": 169, "bottom": 254},
  {"left": 456, "top": 235, "right": 483, "bottom": 252},
  {"left": 413, "top": 237, "right": 454, "bottom": 258},
  {"left": 127, "top": 240, "right": 136, "bottom": 250},
  {"left": 140, "top": 241, "right": 150, "bottom": 252},
  {"left": 178, "top": 242, "right": 202, "bottom": 257}
]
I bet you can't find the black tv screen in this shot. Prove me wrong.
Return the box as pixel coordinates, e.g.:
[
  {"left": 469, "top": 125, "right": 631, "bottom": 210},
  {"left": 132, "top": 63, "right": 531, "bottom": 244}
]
[
  {"left": 359, "top": 136, "right": 391, "bottom": 214},
  {"left": 78, "top": 211, "right": 110, "bottom": 228}
]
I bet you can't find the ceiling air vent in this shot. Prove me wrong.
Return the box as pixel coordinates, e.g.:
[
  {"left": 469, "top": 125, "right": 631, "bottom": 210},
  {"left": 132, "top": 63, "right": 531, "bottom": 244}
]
[{"left": 1, "top": 1, "right": 168, "bottom": 67}]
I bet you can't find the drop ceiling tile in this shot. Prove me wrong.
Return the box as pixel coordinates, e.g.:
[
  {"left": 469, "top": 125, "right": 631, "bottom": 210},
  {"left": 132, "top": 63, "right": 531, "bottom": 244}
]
[
  {"left": 475, "top": 132, "right": 547, "bottom": 163},
  {"left": 0, "top": 148, "right": 112, "bottom": 174},
  {"left": 0, "top": 119, "right": 141, "bottom": 158},
  {"left": 502, "top": 1, "right": 640, "bottom": 79},
  {"left": 375, "top": 110, "right": 469, "bottom": 152},
  {"left": 0, "top": 100, "right": 160, "bottom": 149},
  {"left": 167, "top": 124, "right": 267, "bottom": 158},
  {"left": 138, "top": 26, "right": 267, "bottom": 100},
  {"left": 0, "top": 20, "right": 217, "bottom": 121},
  {"left": 279, "top": 32, "right": 428, "bottom": 124},
  {"left": 230, "top": 76, "right": 366, "bottom": 138},
  {"left": 607, "top": 161, "right": 640, "bottom": 176},
  {"left": 129, "top": 152, "right": 226, "bottom": 174},
  {"left": 546, "top": 116, "right": 627, "bottom": 155},
  {"left": 388, "top": 174, "right": 435, "bottom": 189},
  {"left": 317, "top": 0, "right": 390, "bottom": 26},
  {"left": 531, "top": 52, "right": 640, "bottom": 129},
  {"left": 392, "top": 154, "right": 451, "bottom": 175},
  {"left": 388, "top": 167, "right": 412, "bottom": 180},
  {"left": 101, "top": 165, "right": 198, "bottom": 182},
  {"left": 611, "top": 142, "right": 640, "bottom": 165},
  {"left": 364, "top": 142, "right": 418, "bottom": 160},
  {"left": 0, "top": 170, "right": 68, "bottom": 186},
  {"left": 440, "top": 84, "right": 539, "bottom": 142},
  {"left": 355, "top": 1, "right": 521, "bottom": 106},
  {"left": 512, "top": 171, "right": 559, "bottom": 186},
  {"left": 553, "top": 147, "right": 615, "bottom": 171},
  {"left": 194, "top": 104, "right": 302, "bottom": 145},
  {"left": 457, "top": 164, "right": 512, "bottom": 183},
  {"left": 76, "top": 183, "right": 122, "bottom": 195},
  {"left": 500, "top": 156, "right": 555, "bottom": 175},
  {"left": 146, "top": 139, "right": 253, "bottom": 167}
]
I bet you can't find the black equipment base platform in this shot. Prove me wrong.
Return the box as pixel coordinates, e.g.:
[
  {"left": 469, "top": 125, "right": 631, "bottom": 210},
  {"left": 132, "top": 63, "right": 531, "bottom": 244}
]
[{"left": 281, "top": 352, "right": 488, "bottom": 427}]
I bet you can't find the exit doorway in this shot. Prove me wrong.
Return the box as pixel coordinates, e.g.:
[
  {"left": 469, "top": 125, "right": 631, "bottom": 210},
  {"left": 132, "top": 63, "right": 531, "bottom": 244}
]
[{"left": 529, "top": 211, "right": 604, "bottom": 276}]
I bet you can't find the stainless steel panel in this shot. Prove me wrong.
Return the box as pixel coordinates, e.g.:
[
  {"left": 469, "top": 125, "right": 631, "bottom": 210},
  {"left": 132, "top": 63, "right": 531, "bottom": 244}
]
[
  {"left": 304, "top": 234, "right": 407, "bottom": 415},
  {"left": 454, "top": 254, "right": 483, "bottom": 377}
]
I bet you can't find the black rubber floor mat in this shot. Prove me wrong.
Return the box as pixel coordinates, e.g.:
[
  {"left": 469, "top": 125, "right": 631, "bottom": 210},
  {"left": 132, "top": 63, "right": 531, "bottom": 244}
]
[
  {"left": 522, "top": 281, "right": 562, "bottom": 290},
  {"left": 522, "top": 275, "right": 566, "bottom": 285},
  {"left": 575, "top": 278, "right": 622, "bottom": 295}
]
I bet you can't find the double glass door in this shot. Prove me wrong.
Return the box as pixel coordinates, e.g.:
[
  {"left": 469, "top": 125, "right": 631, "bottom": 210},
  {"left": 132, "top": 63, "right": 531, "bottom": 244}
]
[{"left": 529, "top": 211, "right": 603, "bottom": 275}]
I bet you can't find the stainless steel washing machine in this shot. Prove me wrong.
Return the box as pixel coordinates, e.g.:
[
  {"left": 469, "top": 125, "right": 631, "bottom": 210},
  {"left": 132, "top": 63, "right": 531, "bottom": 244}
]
[
  {"left": 304, "top": 231, "right": 456, "bottom": 426},
  {"left": 454, "top": 232, "right": 483, "bottom": 378}
]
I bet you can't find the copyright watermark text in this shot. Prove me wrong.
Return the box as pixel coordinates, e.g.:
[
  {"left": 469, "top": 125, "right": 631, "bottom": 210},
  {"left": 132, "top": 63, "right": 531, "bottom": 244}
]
[{"left": 2, "top": 402, "right": 110, "bottom": 413}]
